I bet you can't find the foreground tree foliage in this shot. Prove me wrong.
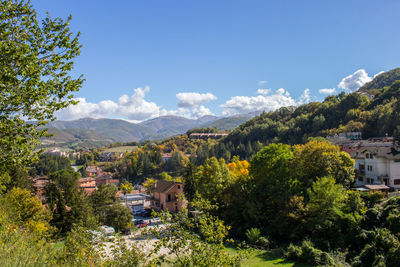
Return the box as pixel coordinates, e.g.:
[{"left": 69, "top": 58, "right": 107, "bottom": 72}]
[
  {"left": 0, "top": 0, "right": 83, "bottom": 172},
  {"left": 149, "top": 210, "right": 245, "bottom": 267}
]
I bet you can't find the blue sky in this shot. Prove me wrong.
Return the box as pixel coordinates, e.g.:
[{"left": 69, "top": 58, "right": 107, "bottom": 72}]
[{"left": 31, "top": 0, "right": 400, "bottom": 121}]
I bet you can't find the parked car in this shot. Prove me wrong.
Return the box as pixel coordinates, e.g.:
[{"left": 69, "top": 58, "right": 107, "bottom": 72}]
[
  {"left": 136, "top": 220, "right": 149, "bottom": 228},
  {"left": 134, "top": 219, "right": 144, "bottom": 225},
  {"left": 100, "top": 225, "right": 115, "bottom": 236}
]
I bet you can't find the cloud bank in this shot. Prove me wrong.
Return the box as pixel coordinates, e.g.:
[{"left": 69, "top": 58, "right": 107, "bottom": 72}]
[
  {"left": 220, "top": 88, "right": 311, "bottom": 116},
  {"left": 56, "top": 87, "right": 217, "bottom": 122}
]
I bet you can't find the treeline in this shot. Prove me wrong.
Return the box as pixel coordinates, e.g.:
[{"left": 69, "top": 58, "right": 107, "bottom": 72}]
[{"left": 30, "top": 154, "right": 73, "bottom": 176}]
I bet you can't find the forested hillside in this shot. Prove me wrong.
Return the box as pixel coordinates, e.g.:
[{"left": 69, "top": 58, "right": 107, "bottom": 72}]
[
  {"left": 218, "top": 76, "right": 400, "bottom": 159},
  {"left": 359, "top": 68, "right": 400, "bottom": 92}
]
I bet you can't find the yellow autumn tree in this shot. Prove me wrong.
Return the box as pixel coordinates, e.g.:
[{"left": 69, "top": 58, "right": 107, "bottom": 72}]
[{"left": 227, "top": 156, "right": 250, "bottom": 182}]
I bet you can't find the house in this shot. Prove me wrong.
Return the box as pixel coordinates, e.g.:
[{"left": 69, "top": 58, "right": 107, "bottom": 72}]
[
  {"left": 95, "top": 174, "right": 119, "bottom": 186},
  {"left": 345, "top": 137, "right": 400, "bottom": 189},
  {"left": 189, "top": 133, "right": 229, "bottom": 140},
  {"left": 79, "top": 177, "right": 96, "bottom": 195},
  {"left": 86, "top": 165, "right": 104, "bottom": 177},
  {"left": 161, "top": 153, "right": 172, "bottom": 162},
  {"left": 150, "top": 180, "right": 186, "bottom": 212},
  {"left": 44, "top": 148, "right": 67, "bottom": 157}
]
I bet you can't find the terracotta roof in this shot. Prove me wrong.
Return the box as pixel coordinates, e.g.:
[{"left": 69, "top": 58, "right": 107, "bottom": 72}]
[
  {"left": 151, "top": 180, "right": 180, "bottom": 193},
  {"left": 79, "top": 177, "right": 95, "bottom": 183}
]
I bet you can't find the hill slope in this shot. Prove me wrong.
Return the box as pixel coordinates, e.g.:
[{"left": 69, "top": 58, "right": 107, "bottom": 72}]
[
  {"left": 202, "top": 116, "right": 252, "bottom": 131},
  {"left": 218, "top": 69, "right": 400, "bottom": 159},
  {"left": 42, "top": 116, "right": 223, "bottom": 148},
  {"left": 359, "top": 68, "right": 400, "bottom": 92}
]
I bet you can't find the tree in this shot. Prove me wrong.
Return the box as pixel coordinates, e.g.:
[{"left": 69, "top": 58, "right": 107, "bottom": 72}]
[
  {"left": 0, "top": 0, "right": 83, "bottom": 172},
  {"left": 120, "top": 181, "right": 133, "bottom": 206},
  {"left": 31, "top": 154, "right": 72, "bottom": 176},
  {"left": 292, "top": 140, "right": 355, "bottom": 189},
  {"left": 305, "top": 177, "right": 347, "bottom": 231},
  {"left": 247, "top": 143, "right": 296, "bottom": 233},
  {"left": 46, "top": 169, "right": 95, "bottom": 233},
  {"left": 120, "top": 181, "right": 133, "bottom": 196},
  {"left": 194, "top": 157, "right": 232, "bottom": 206},
  {"left": 101, "top": 203, "right": 132, "bottom": 232},
  {"left": 1, "top": 187, "right": 53, "bottom": 237},
  {"left": 90, "top": 184, "right": 118, "bottom": 210}
]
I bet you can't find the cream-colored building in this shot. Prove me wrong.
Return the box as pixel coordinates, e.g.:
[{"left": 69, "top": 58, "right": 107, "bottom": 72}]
[{"left": 346, "top": 138, "right": 400, "bottom": 189}]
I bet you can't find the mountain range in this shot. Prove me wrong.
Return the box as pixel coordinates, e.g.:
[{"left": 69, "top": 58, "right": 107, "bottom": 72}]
[{"left": 42, "top": 114, "right": 253, "bottom": 149}]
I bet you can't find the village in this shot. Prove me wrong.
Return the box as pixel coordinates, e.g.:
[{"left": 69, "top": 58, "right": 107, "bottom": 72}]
[{"left": 32, "top": 132, "right": 400, "bottom": 238}]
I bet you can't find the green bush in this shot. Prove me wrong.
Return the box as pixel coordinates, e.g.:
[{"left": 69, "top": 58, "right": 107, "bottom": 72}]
[
  {"left": 256, "top": 236, "right": 270, "bottom": 248},
  {"left": 286, "top": 240, "right": 335, "bottom": 266},
  {"left": 245, "top": 228, "right": 261, "bottom": 245}
]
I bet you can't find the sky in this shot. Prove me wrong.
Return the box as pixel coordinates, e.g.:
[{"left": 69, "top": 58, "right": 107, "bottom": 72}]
[{"left": 31, "top": 0, "right": 400, "bottom": 122}]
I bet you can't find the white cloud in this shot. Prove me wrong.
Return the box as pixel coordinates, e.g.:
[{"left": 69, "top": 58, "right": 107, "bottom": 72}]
[
  {"left": 338, "top": 69, "right": 373, "bottom": 92},
  {"left": 176, "top": 92, "right": 217, "bottom": 108},
  {"left": 256, "top": 88, "right": 271, "bottom": 95},
  {"left": 56, "top": 97, "right": 119, "bottom": 120},
  {"left": 56, "top": 87, "right": 216, "bottom": 122},
  {"left": 117, "top": 86, "right": 163, "bottom": 120},
  {"left": 221, "top": 88, "right": 307, "bottom": 116},
  {"left": 319, "top": 88, "right": 336, "bottom": 95},
  {"left": 56, "top": 87, "right": 168, "bottom": 121},
  {"left": 258, "top": 80, "right": 268, "bottom": 85},
  {"left": 192, "top": 105, "right": 213, "bottom": 118},
  {"left": 298, "top": 88, "right": 311, "bottom": 105}
]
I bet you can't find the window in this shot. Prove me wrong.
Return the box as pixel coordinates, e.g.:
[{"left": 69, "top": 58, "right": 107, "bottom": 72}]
[
  {"left": 367, "top": 165, "right": 373, "bottom": 172},
  {"left": 358, "top": 176, "right": 364, "bottom": 182},
  {"left": 394, "top": 179, "right": 400, "bottom": 185},
  {"left": 177, "top": 185, "right": 181, "bottom": 189},
  {"left": 370, "top": 154, "right": 374, "bottom": 159},
  {"left": 366, "top": 153, "right": 369, "bottom": 159},
  {"left": 167, "top": 194, "right": 171, "bottom": 202},
  {"left": 366, "top": 178, "right": 370, "bottom": 183}
]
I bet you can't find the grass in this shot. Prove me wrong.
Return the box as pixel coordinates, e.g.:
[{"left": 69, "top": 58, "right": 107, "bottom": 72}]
[
  {"left": 103, "top": 146, "right": 138, "bottom": 153},
  {"left": 226, "top": 247, "right": 310, "bottom": 267}
]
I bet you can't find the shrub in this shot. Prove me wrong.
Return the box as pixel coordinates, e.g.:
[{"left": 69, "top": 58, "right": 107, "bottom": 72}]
[
  {"left": 286, "top": 240, "right": 336, "bottom": 266},
  {"left": 256, "top": 236, "right": 270, "bottom": 248},
  {"left": 245, "top": 228, "right": 261, "bottom": 245}
]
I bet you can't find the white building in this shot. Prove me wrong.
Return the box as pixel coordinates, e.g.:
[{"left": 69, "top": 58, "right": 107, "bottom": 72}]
[{"left": 348, "top": 139, "right": 400, "bottom": 189}]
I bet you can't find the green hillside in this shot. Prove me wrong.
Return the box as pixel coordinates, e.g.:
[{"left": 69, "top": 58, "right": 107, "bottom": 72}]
[
  {"left": 202, "top": 116, "right": 252, "bottom": 131},
  {"left": 218, "top": 70, "right": 400, "bottom": 159},
  {"left": 358, "top": 67, "right": 400, "bottom": 93}
]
